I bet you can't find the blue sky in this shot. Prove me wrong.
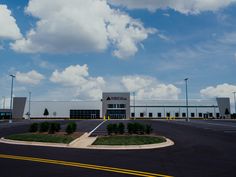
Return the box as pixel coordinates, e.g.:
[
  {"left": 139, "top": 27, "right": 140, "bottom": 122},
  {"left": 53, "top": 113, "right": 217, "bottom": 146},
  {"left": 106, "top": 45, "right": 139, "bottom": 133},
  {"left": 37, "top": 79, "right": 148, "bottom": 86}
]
[{"left": 1, "top": 0, "right": 236, "bottom": 104}]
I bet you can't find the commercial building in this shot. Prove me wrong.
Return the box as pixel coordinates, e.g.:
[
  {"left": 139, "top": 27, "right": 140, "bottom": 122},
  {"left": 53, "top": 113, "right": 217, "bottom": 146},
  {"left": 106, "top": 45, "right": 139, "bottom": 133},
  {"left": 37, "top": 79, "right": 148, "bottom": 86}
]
[{"left": 0, "top": 92, "right": 232, "bottom": 120}]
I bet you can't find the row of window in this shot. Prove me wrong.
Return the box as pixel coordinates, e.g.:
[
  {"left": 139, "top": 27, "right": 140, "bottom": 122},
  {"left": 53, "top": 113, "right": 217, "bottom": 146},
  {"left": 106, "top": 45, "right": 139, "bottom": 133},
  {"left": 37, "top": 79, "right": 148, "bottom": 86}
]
[
  {"left": 107, "top": 104, "right": 126, "bottom": 108},
  {"left": 0, "top": 112, "right": 11, "bottom": 119},
  {"left": 131, "top": 112, "right": 220, "bottom": 118},
  {"left": 70, "top": 110, "right": 100, "bottom": 119}
]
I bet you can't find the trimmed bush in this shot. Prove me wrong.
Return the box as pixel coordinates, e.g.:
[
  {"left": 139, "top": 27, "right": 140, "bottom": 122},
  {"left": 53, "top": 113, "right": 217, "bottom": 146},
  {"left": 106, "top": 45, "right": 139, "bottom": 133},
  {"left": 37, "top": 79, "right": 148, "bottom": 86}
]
[
  {"left": 112, "top": 124, "right": 118, "bottom": 134},
  {"left": 107, "top": 124, "right": 113, "bottom": 135},
  {"left": 127, "top": 123, "right": 134, "bottom": 134},
  {"left": 39, "top": 122, "right": 50, "bottom": 132},
  {"left": 29, "top": 123, "right": 38, "bottom": 132},
  {"left": 145, "top": 124, "right": 153, "bottom": 134},
  {"left": 49, "top": 122, "right": 61, "bottom": 134},
  {"left": 54, "top": 122, "right": 61, "bottom": 132},
  {"left": 66, "top": 122, "right": 77, "bottom": 134},
  {"left": 118, "top": 123, "right": 125, "bottom": 134}
]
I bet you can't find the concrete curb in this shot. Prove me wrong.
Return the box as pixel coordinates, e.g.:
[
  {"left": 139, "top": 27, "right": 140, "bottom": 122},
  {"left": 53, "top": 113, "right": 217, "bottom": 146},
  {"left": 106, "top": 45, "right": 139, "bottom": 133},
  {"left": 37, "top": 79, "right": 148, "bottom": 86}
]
[{"left": 0, "top": 135, "right": 174, "bottom": 150}]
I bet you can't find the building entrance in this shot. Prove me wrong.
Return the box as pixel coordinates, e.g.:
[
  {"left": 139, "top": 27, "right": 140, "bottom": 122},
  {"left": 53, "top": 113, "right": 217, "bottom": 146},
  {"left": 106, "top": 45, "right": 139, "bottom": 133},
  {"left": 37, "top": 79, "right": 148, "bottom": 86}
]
[{"left": 107, "top": 110, "right": 126, "bottom": 119}]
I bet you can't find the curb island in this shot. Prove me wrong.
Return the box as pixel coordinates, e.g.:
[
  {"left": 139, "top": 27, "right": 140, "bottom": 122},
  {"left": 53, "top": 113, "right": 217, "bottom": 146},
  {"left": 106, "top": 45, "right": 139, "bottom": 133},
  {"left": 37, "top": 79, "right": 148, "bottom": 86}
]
[{"left": 0, "top": 133, "right": 174, "bottom": 150}]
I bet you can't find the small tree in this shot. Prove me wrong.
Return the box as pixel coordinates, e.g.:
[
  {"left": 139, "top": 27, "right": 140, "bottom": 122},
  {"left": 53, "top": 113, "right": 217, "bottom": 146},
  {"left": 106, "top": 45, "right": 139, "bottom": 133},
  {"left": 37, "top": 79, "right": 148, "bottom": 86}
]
[
  {"left": 225, "top": 108, "right": 230, "bottom": 115},
  {"left": 29, "top": 123, "right": 38, "bottom": 132},
  {"left": 66, "top": 122, "right": 77, "bottom": 134},
  {"left": 43, "top": 108, "right": 49, "bottom": 117}
]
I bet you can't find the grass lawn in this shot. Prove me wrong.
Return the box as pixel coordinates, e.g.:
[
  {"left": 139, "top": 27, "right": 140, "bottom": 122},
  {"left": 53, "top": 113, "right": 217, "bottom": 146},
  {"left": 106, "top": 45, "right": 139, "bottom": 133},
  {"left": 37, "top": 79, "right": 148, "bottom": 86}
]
[
  {"left": 5, "top": 133, "right": 75, "bottom": 144},
  {"left": 93, "top": 135, "right": 166, "bottom": 145}
]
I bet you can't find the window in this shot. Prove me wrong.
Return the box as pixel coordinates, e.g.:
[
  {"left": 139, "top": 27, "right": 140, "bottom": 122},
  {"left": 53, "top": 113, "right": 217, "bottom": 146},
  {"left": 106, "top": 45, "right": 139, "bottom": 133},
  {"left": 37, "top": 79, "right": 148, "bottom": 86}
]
[
  {"left": 70, "top": 110, "right": 100, "bottom": 119},
  {"left": 209, "top": 113, "right": 213, "bottom": 117},
  {"left": 158, "top": 113, "right": 162, "bottom": 117},
  {"left": 216, "top": 113, "right": 220, "bottom": 118},
  {"left": 191, "top": 113, "right": 195, "bottom": 117},
  {"left": 166, "top": 112, "right": 170, "bottom": 117},
  {"left": 131, "top": 113, "right": 135, "bottom": 117},
  {"left": 108, "top": 104, "right": 116, "bottom": 108},
  {"left": 117, "top": 104, "right": 126, "bottom": 108},
  {"left": 199, "top": 113, "right": 203, "bottom": 117},
  {"left": 175, "top": 113, "right": 179, "bottom": 117},
  {"left": 182, "top": 113, "right": 186, "bottom": 117},
  {"left": 140, "top": 113, "right": 144, "bottom": 117},
  {"left": 149, "top": 113, "right": 153, "bottom": 118}
]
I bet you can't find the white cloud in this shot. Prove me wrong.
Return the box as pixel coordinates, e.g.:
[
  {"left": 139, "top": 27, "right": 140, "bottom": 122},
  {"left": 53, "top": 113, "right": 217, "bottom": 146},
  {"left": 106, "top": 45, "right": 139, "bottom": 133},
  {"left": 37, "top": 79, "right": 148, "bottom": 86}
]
[
  {"left": 109, "top": 0, "right": 236, "bottom": 14},
  {"left": 218, "top": 32, "right": 236, "bottom": 45},
  {"left": 16, "top": 70, "right": 45, "bottom": 85},
  {"left": 121, "top": 75, "right": 181, "bottom": 99},
  {"left": 11, "top": 0, "right": 155, "bottom": 59},
  {"left": 49, "top": 65, "right": 181, "bottom": 100},
  {"left": 200, "top": 83, "right": 236, "bottom": 100},
  {"left": 0, "top": 4, "right": 22, "bottom": 40},
  {"left": 50, "top": 65, "right": 106, "bottom": 100}
]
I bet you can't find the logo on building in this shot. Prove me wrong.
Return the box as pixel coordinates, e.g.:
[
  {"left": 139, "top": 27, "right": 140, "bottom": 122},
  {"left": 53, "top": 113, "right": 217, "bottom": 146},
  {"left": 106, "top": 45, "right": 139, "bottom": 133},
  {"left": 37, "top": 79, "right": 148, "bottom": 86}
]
[{"left": 106, "top": 96, "right": 127, "bottom": 101}]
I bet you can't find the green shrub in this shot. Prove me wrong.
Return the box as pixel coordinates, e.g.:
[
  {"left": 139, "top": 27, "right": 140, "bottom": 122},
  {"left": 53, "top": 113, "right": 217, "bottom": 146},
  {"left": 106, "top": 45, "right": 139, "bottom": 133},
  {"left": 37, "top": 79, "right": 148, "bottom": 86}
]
[
  {"left": 145, "top": 124, "right": 153, "bottom": 134},
  {"left": 127, "top": 123, "right": 134, "bottom": 134},
  {"left": 66, "top": 122, "right": 77, "bottom": 134},
  {"left": 39, "top": 122, "right": 50, "bottom": 132},
  {"left": 29, "top": 123, "right": 38, "bottom": 132},
  {"left": 54, "top": 122, "right": 61, "bottom": 132},
  {"left": 107, "top": 124, "right": 113, "bottom": 135},
  {"left": 118, "top": 123, "right": 125, "bottom": 134},
  {"left": 112, "top": 124, "right": 118, "bottom": 134},
  {"left": 49, "top": 122, "right": 58, "bottom": 134}
]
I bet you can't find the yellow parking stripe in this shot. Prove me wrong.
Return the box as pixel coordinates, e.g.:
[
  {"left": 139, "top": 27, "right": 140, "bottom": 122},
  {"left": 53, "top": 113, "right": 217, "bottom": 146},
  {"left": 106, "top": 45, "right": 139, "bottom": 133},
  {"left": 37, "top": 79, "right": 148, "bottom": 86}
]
[{"left": 0, "top": 154, "right": 173, "bottom": 177}]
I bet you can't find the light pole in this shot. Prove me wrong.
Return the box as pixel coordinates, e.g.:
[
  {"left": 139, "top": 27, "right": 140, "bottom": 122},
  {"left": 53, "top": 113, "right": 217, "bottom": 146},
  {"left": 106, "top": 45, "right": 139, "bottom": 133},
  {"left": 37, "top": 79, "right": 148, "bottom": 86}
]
[
  {"left": 9, "top": 74, "right": 15, "bottom": 123},
  {"left": 133, "top": 92, "right": 135, "bottom": 119},
  {"left": 233, "top": 92, "right": 236, "bottom": 114},
  {"left": 28, "top": 91, "right": 31, "bottom": 119},
  {"left": 184, "top": 78, "right": 189, "bottom": 122},
  {"left": 2, "top": 96, "right": 6, "bottom": 109}
]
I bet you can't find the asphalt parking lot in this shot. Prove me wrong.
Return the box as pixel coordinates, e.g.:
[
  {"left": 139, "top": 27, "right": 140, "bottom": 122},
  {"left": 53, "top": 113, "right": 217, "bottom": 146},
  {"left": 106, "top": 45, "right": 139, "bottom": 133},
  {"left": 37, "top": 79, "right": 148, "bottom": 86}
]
[{"left": 0, "top": 119, "right": 236, "bottom": 177}]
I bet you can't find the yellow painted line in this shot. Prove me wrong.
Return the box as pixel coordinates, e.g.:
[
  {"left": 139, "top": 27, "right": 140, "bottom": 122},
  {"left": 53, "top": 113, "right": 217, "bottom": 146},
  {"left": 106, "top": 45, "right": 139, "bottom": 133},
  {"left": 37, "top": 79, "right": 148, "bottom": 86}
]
[{"left": 0, "top": 154, "right": 172, "bottom": 177}]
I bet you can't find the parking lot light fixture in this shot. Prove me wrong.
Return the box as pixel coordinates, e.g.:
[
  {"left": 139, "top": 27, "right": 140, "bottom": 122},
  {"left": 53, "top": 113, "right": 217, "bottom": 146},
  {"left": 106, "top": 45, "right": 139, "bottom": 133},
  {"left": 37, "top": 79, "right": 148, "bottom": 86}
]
[
  {"left": 9, "top": 74, "right": 15, "bottom": 123},
  {"left": 233, "top": 92, "right": 236, "bottom": 114},
  {"left": 184, "top": 78, "right": 189, "bottom": 122}
]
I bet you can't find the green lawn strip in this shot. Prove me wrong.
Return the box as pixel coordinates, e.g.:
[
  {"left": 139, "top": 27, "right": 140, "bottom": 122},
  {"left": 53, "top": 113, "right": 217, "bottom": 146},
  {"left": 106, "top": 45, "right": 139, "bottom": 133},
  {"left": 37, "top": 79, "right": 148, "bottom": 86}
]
[
  {"left": 93, "top": 135, "right": 166, "bottom": 145},
  {"left": 5, "top": 133, "right": 75, "bottom": 144}
]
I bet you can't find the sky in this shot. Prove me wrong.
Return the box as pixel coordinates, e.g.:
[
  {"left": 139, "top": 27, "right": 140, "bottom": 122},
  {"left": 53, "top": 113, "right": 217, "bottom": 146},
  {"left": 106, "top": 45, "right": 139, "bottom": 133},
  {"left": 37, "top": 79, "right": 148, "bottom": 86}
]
[{"left": 0, "top": 0, "right": 236, "bottom": 107}]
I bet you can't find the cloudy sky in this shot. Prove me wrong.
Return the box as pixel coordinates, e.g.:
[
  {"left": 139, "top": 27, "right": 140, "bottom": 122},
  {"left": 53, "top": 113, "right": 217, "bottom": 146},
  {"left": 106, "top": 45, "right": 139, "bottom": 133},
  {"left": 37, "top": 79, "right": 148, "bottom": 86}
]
[{"left": 0, "top": 0, "right": 236, "bottom": 105}]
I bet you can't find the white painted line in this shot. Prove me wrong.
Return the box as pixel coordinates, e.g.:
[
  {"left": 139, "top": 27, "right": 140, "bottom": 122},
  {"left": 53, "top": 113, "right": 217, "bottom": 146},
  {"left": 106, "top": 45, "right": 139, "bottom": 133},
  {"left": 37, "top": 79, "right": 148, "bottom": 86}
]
[
  {"left": 89, "top": 120, "right": 107, "bottom": 134},
  {"left": 205, "top": 122, "right": 236, "bottom": 128}
]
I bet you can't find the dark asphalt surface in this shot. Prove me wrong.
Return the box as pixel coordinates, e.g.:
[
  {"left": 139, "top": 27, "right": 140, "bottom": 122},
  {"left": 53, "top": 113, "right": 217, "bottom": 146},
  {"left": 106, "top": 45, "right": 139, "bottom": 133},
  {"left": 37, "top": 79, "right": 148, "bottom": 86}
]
[{"left": 0, "top": 119, "right": 236, "bottom": 177}]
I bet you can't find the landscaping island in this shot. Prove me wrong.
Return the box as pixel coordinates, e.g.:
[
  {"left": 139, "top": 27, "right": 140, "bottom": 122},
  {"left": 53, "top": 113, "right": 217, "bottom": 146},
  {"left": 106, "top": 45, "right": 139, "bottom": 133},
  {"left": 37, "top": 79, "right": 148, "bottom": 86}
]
[
  {"left": 1, "top": 121, "right": 174, "bottom": 149},
  {"left": 93, "top": 135, "right": 166, "bottom": 145},
  {"left": 6, "top": 133, "right": 76, "bottom": 144}
]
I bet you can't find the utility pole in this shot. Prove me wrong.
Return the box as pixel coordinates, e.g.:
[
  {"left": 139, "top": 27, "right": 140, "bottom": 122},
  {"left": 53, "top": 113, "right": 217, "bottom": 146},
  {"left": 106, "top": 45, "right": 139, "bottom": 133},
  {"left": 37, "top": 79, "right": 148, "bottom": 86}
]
[
  {"left": 185, "top": 78, "right": 189, "bottom": 122},
  {"left": 9, "top": 74, "right": 15, "bottom": 123}
]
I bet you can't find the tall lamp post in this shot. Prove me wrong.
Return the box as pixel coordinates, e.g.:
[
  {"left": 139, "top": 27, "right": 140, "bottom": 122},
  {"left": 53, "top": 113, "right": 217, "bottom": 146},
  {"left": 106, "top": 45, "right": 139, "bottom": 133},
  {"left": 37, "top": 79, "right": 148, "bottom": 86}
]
[
  {"left": 133, "top": 92, "right": 135, "bottom": 119},
  {"left": 9, "top": 74, "right": 15, "bottom": 123},
  {"left": 28, "top": 91, "right": 31, "bottom": 119},
  {"left": 184, "top": 78, "right": 189, "bottom": 122},
  {"left": 233, "top": 92, "right": 236, "bottom": 114}
]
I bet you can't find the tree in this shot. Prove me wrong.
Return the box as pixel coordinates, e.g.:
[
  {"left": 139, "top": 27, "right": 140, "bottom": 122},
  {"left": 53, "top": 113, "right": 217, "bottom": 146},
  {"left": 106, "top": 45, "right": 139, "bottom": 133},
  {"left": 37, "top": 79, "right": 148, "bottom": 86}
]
[
  {"left": 43, "top": 108, "right": 49, "bottom": 117},
  {"left": 225, "top": 108, "right": 230, "bottom": 115}
]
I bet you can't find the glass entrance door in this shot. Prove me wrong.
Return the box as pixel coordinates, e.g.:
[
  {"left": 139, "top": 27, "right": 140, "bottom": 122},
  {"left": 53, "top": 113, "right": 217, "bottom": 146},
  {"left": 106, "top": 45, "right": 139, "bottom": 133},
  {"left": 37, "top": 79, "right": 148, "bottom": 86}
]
[{"left": 107, "top": 110, "right": 126, "bottom": 119}]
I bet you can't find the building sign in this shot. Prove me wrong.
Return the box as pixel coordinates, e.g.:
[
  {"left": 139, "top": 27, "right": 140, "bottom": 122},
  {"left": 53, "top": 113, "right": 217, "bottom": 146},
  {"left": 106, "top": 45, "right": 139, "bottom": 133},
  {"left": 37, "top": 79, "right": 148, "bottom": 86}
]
[{"left": 106, "top": 96, "right": 127, "bottom": 101}]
